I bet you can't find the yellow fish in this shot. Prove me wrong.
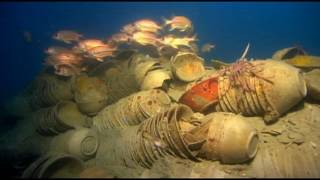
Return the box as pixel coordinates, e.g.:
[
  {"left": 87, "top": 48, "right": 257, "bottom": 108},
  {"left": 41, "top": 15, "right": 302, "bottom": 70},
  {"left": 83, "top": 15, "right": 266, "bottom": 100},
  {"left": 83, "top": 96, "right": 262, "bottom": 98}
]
[
  {"left": 162, "top": 34, "right": 197, "bottom": 49},
  {"left": 285, "top": 55, "right": 320, "bottom": 68}
]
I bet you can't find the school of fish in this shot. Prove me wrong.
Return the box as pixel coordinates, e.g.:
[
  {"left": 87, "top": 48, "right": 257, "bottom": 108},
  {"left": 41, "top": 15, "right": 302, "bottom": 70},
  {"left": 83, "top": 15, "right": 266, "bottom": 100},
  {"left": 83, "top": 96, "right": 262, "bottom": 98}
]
[{"left": 45, "top": 16, "right": 217, "bottom": 77}]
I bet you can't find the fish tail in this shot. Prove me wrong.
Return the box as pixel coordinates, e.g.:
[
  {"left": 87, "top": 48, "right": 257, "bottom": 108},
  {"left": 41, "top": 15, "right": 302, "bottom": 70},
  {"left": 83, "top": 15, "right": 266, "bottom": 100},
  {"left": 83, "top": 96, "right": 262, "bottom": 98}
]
[
  {"left": 191, "top": 33, "right": 198, "bottom": 41},
  {"left": 64, "top": 40, "right": 72, "bottom": 44},
  {"left": 169, "top": 26, "right": 175, "bottom": 31},
  {"left": 161, "top": 16, "right": 171, "bottom": 26},
  {"left": 96, "top": 57, "right": 104, "bottom": 62}
]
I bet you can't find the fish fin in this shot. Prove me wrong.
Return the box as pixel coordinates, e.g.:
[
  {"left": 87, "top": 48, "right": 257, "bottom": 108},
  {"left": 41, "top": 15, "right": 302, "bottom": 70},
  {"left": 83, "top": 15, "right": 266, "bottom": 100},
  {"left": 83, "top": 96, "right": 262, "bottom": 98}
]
[
  {"left": 96, "top": 57, "right": 104, "bottom": 62},
  {"left": 189, "top": 25, "right": 195, "bottom": 33},
  {"left": 172, "top": 44, "right": 179, "bottom": 49}
]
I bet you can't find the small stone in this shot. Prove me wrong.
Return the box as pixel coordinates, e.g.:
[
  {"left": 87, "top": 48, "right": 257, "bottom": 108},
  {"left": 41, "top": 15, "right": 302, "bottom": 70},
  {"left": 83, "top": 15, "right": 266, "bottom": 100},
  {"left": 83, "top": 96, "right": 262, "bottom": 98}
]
[
  {"left": 287, "top": 132, "right": 304, "bottom": 145},
  {"left": 304, "top": 69, "right": 320, "bottom": 101},
  {"left": 223, "top": 169, "right": 232, "bottom": 174},
  {"left": 293, "top": 138, "right": 304, "bottom": 145},
  {"left": 288, "top": 119, "right": 296, "bottom": 126},
  {"left": 310, "top": 141, "right": 317, "bottom": 149},
  {"left": 261, "top": 126, "right": 284, "bottom": 136},
  {"left": 277, "top": 134, "right": 291, "bottom": 144}
]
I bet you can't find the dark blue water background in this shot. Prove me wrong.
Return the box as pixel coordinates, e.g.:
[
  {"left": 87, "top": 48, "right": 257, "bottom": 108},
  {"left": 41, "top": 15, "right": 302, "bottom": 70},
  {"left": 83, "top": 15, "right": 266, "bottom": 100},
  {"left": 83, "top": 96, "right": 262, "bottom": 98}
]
[{"left": 1, "top": 2, "right": 320, "bottom": 105}]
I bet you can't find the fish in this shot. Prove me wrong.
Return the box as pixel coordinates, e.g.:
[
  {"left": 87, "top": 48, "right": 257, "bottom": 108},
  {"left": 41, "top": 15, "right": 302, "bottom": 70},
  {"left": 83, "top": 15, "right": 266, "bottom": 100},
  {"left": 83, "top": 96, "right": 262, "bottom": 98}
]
[
  {"left": 86, "top": 45, "right": 117, "bottom": 62},
  {"left": 120, "top": 23, "right": 136, "bottom": 35},
  {"left": 53, "top": 30, "right": 83, "bottom": 44},
  {"left": 45, "top": 51, "right": 83, "bottom": 68},
  {"left": 163, "top": 16, "right": 193, "bottom": 32},
  {"left": 77, "top": 39, "right": 107, "bottom": 52},
  {"left": 161, "top": 34, "right": 197, "bottom": 49},
  {"left": 45, "top": 46, "right": 69, "bottom": 55},
  {"left": 201, "top": 43, "right": 215, "bottom": 53},
  {"left": 108, "top": 33, "right": 131, "bottom": 45},
  {"left": 133, "top": 19, "right": 162, "bottom": 33},
  {"left": 131, "top": 31, "right": 162, "bottom": 46}
]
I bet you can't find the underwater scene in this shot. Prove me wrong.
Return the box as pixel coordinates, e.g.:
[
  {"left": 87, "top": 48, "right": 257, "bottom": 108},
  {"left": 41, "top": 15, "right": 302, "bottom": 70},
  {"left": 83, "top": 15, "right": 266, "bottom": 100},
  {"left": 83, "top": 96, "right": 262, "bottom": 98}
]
[{"left": 1, "top": 1, "right": 320, "bottom": 178}]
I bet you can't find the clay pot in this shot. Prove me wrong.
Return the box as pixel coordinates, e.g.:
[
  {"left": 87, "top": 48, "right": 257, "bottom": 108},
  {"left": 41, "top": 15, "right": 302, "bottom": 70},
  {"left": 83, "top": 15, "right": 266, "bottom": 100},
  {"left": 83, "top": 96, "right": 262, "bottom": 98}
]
[
  {"left": 171, "top": 52, "right": 205, "bottom": 82},
  {"left": 73, "top": 75, "right": 108, "bottom": 116},
  {"left": 27, "top": 74, "right": 73, "bottom": 110},
  {"left": 187, "top": 112, "right": 258, "bottom": 164},
  {"left": 95, "top": 105, "right": 200, "bottom": 170},
  {"left": 49, "top": 128, "right": 99, "bottom": 160},
  {"left": 93, "top": 89, "right": 171, "bottom": 132},
  {"left": 272, "top": 46, "right": 307, "bottom": 60},
  {"left": 179, "top": 76, "right": 219, "bottom": 112},
  {"left": 304, "top": 69, "right": 320, "bottom": 101},
  {"left": 249, "top": 144, "right": 320, "bottom": 178},
  {"left": 33, "top": 100, "right": 87, "bottom": 136},
  {"left": 252, "top": 60, "right": 307, "bottom": 122},
  {"left": 132, "top": 59, "right": 160, "bottom": 85},
  {"left": 141, "top": 69, "right": 171, "bottom": 90},
  {"left": 79, "top": 166, "right": 114, "bottom": 178},
  {"left": 183, "top": 60, "right": 307, "bottom": 123},
  {"left": 22, "top": 153, "right": 85, "bottom": 178}
]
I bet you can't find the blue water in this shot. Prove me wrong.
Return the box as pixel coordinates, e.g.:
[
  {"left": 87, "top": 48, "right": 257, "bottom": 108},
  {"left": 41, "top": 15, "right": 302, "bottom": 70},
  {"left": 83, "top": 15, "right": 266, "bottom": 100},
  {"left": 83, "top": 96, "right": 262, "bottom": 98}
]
[{"left": 1, "top": 2, "right": 320, "bottom": 105}]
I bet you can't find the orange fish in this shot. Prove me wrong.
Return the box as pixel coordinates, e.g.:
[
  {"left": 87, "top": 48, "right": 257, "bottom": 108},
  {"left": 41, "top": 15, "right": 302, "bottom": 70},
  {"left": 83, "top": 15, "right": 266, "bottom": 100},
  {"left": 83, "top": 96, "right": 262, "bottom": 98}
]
[
  {"left": 77, "top": 39, "right": 106, "bottom": 52},
  {"left": 131, "top": 31, "right": 162, "bottom": 46},
  {"left": 45, "top": 51, "right": 83, "bottom": 67},
  {"left": 134, "top": 19, "right": 162, "bottom": 33},
  {"left": 121, "top": 23, "right": 136, "bottom": 35},
  {"left": 86, "top": 45, "right": 117, "bottom": 62},
  {"left": 179, "top": 77, "right": 219, "bottom": 112},
  {"left": 163, "top": 16, "right": 193, "bottom": 32},
  {"left": 45, "top": 51, "right": 84, "bottom": 77},
  {"left": 45, "top": 46, "right": 69, "bottom": 55},
  {"left": 53, "top": 30, "right": 83, "bottom": 44},
  {"left": 108, "top": 33, "right": 131, "bottom": 45}
]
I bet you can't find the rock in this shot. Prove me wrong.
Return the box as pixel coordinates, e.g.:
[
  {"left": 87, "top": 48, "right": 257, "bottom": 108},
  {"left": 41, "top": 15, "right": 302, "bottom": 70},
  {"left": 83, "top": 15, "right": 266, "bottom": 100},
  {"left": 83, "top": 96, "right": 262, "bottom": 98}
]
[
  {"left": 277, "top": 134, "right": 291, "bottom": 144},
  {"left": 310, "top": 141, "right": 317, "bottom": 149},
  {"left": 261, "top": 126, "right": 284, "bottom": 136}
]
